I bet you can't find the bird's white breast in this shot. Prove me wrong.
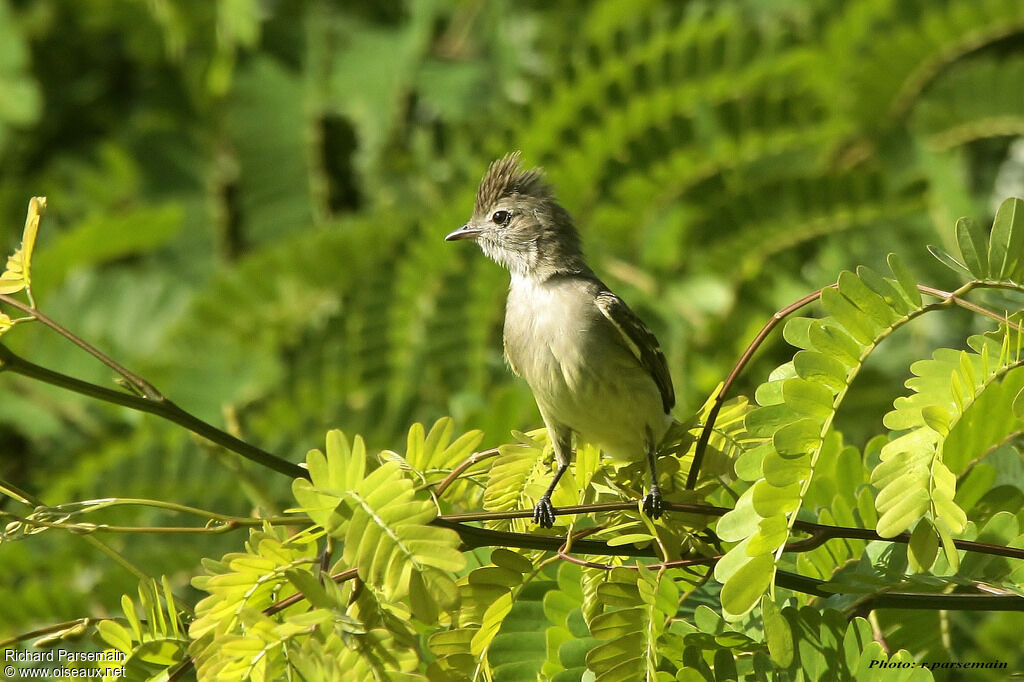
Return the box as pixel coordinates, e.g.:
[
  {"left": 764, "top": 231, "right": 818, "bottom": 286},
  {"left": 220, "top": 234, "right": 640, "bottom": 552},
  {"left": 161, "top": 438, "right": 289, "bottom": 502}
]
[{"left": 503, "top": 274, "right": 669, "bottom": 459}]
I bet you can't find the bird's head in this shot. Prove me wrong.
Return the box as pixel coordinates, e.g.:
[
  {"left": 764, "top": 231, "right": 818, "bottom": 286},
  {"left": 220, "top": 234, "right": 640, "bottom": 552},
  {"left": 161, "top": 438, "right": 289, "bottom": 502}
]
[{"left": 446, "top": 152, "right": 585, "bottom": 277}]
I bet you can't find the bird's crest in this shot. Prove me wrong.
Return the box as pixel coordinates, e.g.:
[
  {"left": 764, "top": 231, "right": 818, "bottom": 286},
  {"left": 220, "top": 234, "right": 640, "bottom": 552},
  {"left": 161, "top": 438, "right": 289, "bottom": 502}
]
[{"left": 474, "top": 151, "right": 550, "bottom": 215}]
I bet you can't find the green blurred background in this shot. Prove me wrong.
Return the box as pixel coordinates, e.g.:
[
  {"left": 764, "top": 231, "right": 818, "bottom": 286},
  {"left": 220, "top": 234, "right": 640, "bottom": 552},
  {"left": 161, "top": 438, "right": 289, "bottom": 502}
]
[{"left": 1, "top": 0, "right": 1023, "bottom": 650}]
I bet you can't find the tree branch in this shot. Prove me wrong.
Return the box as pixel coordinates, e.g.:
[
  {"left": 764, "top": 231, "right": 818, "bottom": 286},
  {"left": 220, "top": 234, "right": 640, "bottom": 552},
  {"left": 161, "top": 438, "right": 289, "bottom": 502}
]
[
  {"left": 433, "top": 511, "right": 1024, "bottom": 611},
  {"left": 434, "top": 501, "right": 1024, "bottom": 560},
  {"left": 0, "top": 344, "right": 306, "bottom": 480}
]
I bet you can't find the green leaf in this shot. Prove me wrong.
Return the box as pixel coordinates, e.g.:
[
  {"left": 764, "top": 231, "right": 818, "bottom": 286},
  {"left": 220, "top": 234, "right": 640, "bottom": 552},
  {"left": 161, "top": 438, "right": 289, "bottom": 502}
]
[
  {"left": 745, "top": 404, "right": 799, "bottom": 437},
  {"left": 807, "top": 322, "right": 863, "bottom": 367},
  {"left": 712, "top": 648, "right": 737, "bottom": 681},
  {"left": 792, "top": 352, "right": 848, "bottom": 395},
  {"left": 930, "top": 461, "right": 967, "bottom": 533},
  {"left": 875, "top": 487, "right": 930, "bottom": 538},
  {"left": 747, "top": 515, "right": 789, "bottom": 555},
  {"left": 607, "top": 533, "right": 656, "bottom": 547},
  {"left": 886, "top": 253, "right": 922, "bottom": 306},
  {"left": 820, "top": 286, "right": 877, "bottom": 345},
  {"left": 956, "top": 216, "right": 989, "bottom": 277},
  {"left": 720, "top": 554, "right": 775, "bottom": 619},
  {"left": 713, "top": 538, "right": 755, "bottom": 585},
  {"left": 715, "top": 491, "right": 760, "bottom": 543},
  {"left": 97, "top": 621, "right": 133, "bottom": 654},
  {"left": 988, "top": 197, "right": 1024, "bottom": 280},
  {"left": 1012, "top": 384, "right": 1024, "bottom": 418},
  {"left": 772, "top": 418, "right": 821, "bottom": 456},
  {"left": 921, "top": 405, "right": 951, "bottom": 435},
  {"left": 856, "top": 266, "right": 912, "bottom": 316},
  {"left": 927, "top": 244, "right": 973, "bottom": 277},
  {"left": 471, "top": 591, "right": 514, "bottom": 656},
  {"left": 409, "top": 569, "right": 439, "bottom": 623},
  {"left": 761, "top": 596, "right": 793, "bottom": 667},
  {"left": 782, "top": 316, "right": 814, "bottom": 349},
  {"left": 469, "top": 567, "right": 525, "bottom": 588},
  {"left": 762, "top": 449, "right": 811, "bottom": 487},
  {"left": 934, "top": 518, "right": 961, "bottom": 574},
  {"left": 491, "top": 549, "right": 534, "bottom": 574},
  {"left": 751, "top": 479, "right": 802, "bottom": 516},
  {"left": 837, "top": 270, "right": 900, "bottom": 327},
  {"left": 782, "top": 379, "right": 834, "bottom": 420},
  {"left": 907, "top": 520, "right": 938, "bottom": 573}
]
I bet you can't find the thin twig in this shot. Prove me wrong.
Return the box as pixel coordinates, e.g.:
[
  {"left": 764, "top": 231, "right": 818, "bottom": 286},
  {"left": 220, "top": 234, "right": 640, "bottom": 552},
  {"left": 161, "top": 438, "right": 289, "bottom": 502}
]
[
  {"left": 0, "top": 292, "right": 162, "bottom": 399},
  {"left": 772, "top": 571, "right": 1024, "bottom": 611},
  {"left": 0, "top": 619, "right": 95, "bottom": 649},
  {"left": 264, "top": 567, "right": 360, "bottom": 616},
  {"left": 433, "top": 447, "right": 500, "bottom": 497},
  {"left": 0, "top": 511, "right": 311, "bottom": 536},
  {"left": 685, "top": 287, "right": 831, "bottom": 489},
  {"left": 0, "top": 344, "right": 306, "bottom": 479}
]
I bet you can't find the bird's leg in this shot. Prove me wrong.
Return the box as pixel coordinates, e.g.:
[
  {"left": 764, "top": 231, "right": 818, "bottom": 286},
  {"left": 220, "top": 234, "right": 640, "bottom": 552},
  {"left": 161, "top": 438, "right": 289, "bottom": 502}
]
[
  {"left": 533, "top": 461, "right": 569, "bottom": 528},
  {"left": 642, "top": 437, "right": 664, "bottom": 519},
  {"left": 534, "top": 429, "right": 572, "bottom": 528}
]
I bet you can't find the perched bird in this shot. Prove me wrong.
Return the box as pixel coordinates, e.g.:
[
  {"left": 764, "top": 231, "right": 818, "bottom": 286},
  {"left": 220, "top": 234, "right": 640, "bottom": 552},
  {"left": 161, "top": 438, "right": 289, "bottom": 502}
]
[{"left": 445, "top": 152, "right": 675, "bottom": 528}]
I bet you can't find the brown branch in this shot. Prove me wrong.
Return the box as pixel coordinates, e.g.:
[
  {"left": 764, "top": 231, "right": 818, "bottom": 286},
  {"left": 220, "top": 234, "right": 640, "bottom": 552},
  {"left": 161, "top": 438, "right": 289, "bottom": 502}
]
[
  {"left": 263, "top": 567, "right": 360, "bottom": 617},
  {"left": 433, "top": 447, "right": 500, "bottom": 497},
  {"left": 685, "top": 287, "right": 831, "bottom": 489}
]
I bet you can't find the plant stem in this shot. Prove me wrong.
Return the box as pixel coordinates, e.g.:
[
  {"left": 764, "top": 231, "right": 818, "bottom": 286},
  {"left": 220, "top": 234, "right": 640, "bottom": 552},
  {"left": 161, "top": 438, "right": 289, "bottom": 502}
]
[
  {"left": 434, "top": 501, "right": 1024, "bottom": 560},
  {"left": 0, "top": 292, "right": 161, "bottom": 398},
  {"left": 0, "top": 472, "right": 150, "bottom": 583},
  {"left": 0, "top": 344, "right": 306, "bottom": 479},
  {"left": 685, "top": 286, "right": 830, "bottom": 489},
  {"left": 685, "top": 280, "right": 1024, "bottom": 489}
]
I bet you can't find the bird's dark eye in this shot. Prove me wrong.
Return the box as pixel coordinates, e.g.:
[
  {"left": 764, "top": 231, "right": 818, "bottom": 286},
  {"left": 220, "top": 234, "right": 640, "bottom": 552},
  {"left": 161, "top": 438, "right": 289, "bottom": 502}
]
[{"left": 491, "top": 210, "right": 510, "bottom": 226}]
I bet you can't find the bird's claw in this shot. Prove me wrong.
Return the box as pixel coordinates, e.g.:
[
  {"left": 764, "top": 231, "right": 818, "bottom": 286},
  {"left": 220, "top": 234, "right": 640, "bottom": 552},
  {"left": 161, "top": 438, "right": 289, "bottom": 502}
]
[
  {"left": 642, "top": 488, "right": 664, "bottom": 519},
  {"left": 533, "top": 496, "right": 556, "bottom": 528}
]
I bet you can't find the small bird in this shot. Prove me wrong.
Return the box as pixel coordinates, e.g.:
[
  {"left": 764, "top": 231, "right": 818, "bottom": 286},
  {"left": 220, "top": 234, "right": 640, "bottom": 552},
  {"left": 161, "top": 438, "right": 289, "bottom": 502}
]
[{"left": 445, "top": 152, "right": 675, "bottom": 528}]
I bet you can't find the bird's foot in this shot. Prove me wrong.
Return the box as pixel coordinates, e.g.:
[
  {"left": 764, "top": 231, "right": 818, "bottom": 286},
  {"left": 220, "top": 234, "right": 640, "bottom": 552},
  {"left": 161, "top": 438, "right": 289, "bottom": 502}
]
[
  {"left": 642, "top": 487, "right": 664, "bottom": 519},
  {"left": 533, "top": 496, "right": 557, "bottom": 528}
]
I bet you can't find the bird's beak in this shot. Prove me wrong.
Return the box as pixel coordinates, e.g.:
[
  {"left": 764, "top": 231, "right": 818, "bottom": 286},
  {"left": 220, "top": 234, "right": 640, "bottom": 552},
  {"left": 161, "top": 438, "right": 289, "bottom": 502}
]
[{"left": 445, "top": 224, "right": 481, "bottom": 242}]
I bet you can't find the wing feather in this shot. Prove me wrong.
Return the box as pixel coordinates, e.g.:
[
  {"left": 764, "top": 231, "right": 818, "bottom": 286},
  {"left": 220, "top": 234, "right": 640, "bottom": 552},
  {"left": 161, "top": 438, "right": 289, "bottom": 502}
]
[{"left": 595, "top": 291, "right": 675, "bottom": 413}]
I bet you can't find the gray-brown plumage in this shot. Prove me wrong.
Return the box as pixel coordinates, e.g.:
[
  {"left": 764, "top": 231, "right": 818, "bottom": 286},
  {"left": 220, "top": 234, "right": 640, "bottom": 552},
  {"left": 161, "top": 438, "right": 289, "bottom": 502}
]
[{"left": 446, "top": 152, "right": 675, "bottom": 527}]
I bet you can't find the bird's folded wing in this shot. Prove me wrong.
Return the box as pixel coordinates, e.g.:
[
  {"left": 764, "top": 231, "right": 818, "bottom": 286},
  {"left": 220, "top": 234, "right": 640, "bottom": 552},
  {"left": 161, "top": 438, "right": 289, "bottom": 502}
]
[{"left": 595, "top": 291, "right": 675, "bottom": 413}]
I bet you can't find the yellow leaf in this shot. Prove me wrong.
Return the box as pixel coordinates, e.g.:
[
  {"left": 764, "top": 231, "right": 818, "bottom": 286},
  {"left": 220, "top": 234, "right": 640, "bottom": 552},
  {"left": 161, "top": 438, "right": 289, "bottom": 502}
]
[{"left": 0, "top": 196, "right": 46, "bottom": 295}]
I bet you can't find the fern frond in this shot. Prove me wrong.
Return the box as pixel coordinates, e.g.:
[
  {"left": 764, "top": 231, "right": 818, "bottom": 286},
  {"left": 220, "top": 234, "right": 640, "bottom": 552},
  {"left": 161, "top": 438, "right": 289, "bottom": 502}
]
[
  {"left": 428, "top": 548, "right": 542, "bottom": 680},
  {"left": 480, "top": 431, "right": 570, "bottom": 532},
  {"left": 96, "top": 576, "right": 189, "bottom": 679},
  {"left": 715, "top": 256, "right": 927, "bottom": 618},
  {"left": 873, "top": 326, "right": 1024, "bottom": 540},
  {"left": 291, "top": 430, "right": 464, "bottom": 620},
  {"left": 585, "top": 566, "right": 679, "bottom": 681},
  {"left": 189, "top": 527, "right": 318, "bottom": 640},
  {"left": 701, "top": 170, "right": 926, "bottom": 280},
  {"left": 380, "top": 418, "right": 485, "bottom": 501},
  {"left": 822, "top": 0, "right": 1024, "bottom": 129},
  {"left": 913, "top": 55, "right": 1024, "bottom": 150}
]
